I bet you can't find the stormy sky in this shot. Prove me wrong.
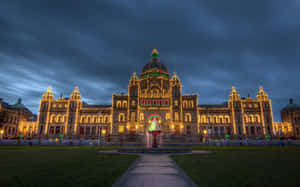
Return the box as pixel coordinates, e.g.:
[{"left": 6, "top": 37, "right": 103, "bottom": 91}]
[{"left": 0, "top": 0, "right": 299, "bottom": 121}]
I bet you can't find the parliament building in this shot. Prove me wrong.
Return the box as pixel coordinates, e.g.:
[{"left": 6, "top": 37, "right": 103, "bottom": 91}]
[{"left": 32, "top": 47, "right": 299, "bottom": 143}]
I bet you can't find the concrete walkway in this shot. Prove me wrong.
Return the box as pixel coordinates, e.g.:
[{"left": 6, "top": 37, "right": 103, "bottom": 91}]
[{"left": 112, "top": 154, "right": 197, "bottom": 187}]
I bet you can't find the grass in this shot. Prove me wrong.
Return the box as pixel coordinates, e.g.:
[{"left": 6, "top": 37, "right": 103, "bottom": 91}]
[
  {"left": 172, "top": 146, "right": 300, "bottom": 187},
  {"left": 0, "top": 146, "right": 138, "bottom": 187}
]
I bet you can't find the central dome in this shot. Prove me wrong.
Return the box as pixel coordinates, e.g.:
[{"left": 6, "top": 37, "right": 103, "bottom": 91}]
[{"left": 140, "top": 47, "right": 170, "bottom": 79}]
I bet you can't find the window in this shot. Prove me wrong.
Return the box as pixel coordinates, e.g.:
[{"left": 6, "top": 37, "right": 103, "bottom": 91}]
[
  {"left": 225, "top": 116, "right": 230, "bottom": 123},
  {"left": 131, "top": 100, "right": 136, "bottom": 106},
  {"left": 175, "top": 112, "right": 179, "bottom": 121},
  {"left": 131, "top": 112, "right": 135, "bottom": 121},
  {"left": 104, "top": 116, "right": 109, "bottom": 123},
  {"left": 214, "top": 127, "right": 218, "bottom": 135},
  {"left": 244, "top": 115, "right": 248, "bottom": 123},
  {"left": 201, "top": 115, "right": 207, "bottom": 123},
  {"left": 189, "top": 100, "right": 194, "bottom": 108},
  {"left": 92, "top": 127, "right": 96, "bottom": 136},
  {"left": 140, "top": 113, "right": 144, "bottom": 121},
  {"left": 56, "top": 115, "right": 62, "bottom": 123},
  {"left": 51, "top": 115, "right": 56, "bottom": 123},
  {"left": 81, "top": 116, "right": 85, "bottom": 123},
  {"left": 80, "top": 127, "right": 84, "bottom": 135},
  {"left": 250, "top": 126, "right": 255, "bottom": 135},
  {"left": 55, "top": 126, "right": 60, "bottom": 134},
  {"left": 86, "top": 116, "right": 91, "bottom": 123},
  {"left": 220, "top": 127, "right": 224, "bottom": 135},
  {"left": 49, "top": 127, "right": 54, "bottom": 135},
  {"left": 117, "top": 101, "right": 121, "bottom": 108},
  {"left": 119, "top": 113, "right": 125, "bottom": 122},
  {"left": 99, "top": 116, "right": 103, "bottom": 123},
  {"left": 123, "top": 101, "right": 127, "bottom": 108},
  {"left": 86, "top": 126, "right": 90, "bottom": 135},
  {"left": 166, "top": 113, "right": 170, "bottom": 120},
  {"left": 255, "top": 115, "right": 260, "bottom": 123},
  {"left": 174, "top": 100, "right": 178, "bottom": 106},
  {"left": 187, "top": 125, "right": 191, "bottom": 136},
  {"left": 93, "top": 116, "right": 97, "bottom": 123},
  {"left": 119, "top": 126, "right": 125, "bottom": 134},
  {"left": 185, "top": 113, "right": 191, "bottom": 122},
  {"left": 40, "top": 126, "right": 44, "bottom": 134},
  {"left": 214, "top": 116, "right": 218, "bottom": 123}
]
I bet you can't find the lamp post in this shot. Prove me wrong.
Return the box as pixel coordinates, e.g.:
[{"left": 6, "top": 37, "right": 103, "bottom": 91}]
[
  {"left": 102, "top": 129, "right": 106, "bottom": 144},
  {"left": 0, "top": 129, "right": 4, "bottom": 141}
]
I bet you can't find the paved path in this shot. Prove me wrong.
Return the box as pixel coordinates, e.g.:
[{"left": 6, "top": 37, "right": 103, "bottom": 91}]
[{"left": 112, "top": 154, "right": 197, "bottom": 187}]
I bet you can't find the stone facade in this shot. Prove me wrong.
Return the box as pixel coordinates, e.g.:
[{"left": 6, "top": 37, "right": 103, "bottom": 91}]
[
  {"left": 35, "top": 48, "right": 298, "bottom": 143},
  {"left": 0, "top": 98, "right": 37, "bottom": 138}
]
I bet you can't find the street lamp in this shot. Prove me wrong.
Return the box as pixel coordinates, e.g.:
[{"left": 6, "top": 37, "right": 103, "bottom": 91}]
[{"left": 0, "top": 129, "right": 4, "bottom": 140}]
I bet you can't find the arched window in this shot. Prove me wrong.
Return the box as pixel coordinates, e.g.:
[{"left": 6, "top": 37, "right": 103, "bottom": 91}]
[
  {"left": 208, "top": 115, "right": 214, "bottom": 123},
  {"left": 255, "top": 114, "right": 261, "bottom": 123},
  {"left": 93, "top": 116, "right": 97, "bottom": 123},
  {"left": 117, "top": 101, "right": 121, "bottom": 108},
  {"left": 183, "top": 101, "right": 187, "bottom": 108},
  {"left": 104, "top": 115, "right": 109, "bottom": 123},
  {"left": 80, "top": 116, "right": 85, "bottom": 123},
  {"left": 122, "top": 101, "right": 127, "bottom": 108},
  {"left": 249, "top": 114, "right": 254, "bottom": 123},
  {"left": 119, "top": 113, "right": 125, "bottom": 122},
  {"left": 56, "top": 115, "right": 63, "bottom": 123},
  {"left": 225, "top": 115, "right": 230, "bottom": 123},
  {"left": 213, "top": 115, "right": 218, "bottom": 123},
  {"left": 244, "top": 115, "right": 248, "bottom": 123},
  {"left": 50, "top": 115, "right": 56, "bottom": 123},
  {"left": 99, "top": 116, "right": 103, "bottom": 123},
  {"left": 185, "top": 113, "right": 192, "bottom": 122},
  {"left": 189, "top": 100, "right": 194, "bottom": 108},
  {"left": 131, "top": 100, "right": 136, "bottom": 107},
  {"left": 219, "top": 115, "right": 224, "bottom": 124},
  {"left": 86, "top": 115, "right": 91, "bottom": 124}
]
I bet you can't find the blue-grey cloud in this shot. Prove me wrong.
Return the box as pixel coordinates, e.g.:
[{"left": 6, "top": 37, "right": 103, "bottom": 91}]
[{"left": 0, "top": 0, "right": 299, "bottom": 121}]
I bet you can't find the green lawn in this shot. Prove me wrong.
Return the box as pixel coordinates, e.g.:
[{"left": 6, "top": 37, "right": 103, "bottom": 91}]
[
  {"left": 172, "top": 146, "right": 300, "bottom": 187},
  {"left": 0, "top": 146, "right": 138, "bottom": 187}
]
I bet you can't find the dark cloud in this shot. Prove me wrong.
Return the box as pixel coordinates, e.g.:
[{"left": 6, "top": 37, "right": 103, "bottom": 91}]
[{"left": 0, "top": 0, "right": 299, "bottom": 121}]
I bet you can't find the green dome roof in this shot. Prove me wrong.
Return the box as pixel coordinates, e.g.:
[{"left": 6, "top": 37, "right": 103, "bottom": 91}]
[
  {"left": 11, "top": 98, "right": 26, "bottom": 109},
  {"left": 282, "top": 99, "right": 300, "bottom": 110},
  {"left": 140, "top": 47, "right": 170, "bottom": 79},
  {"left": 141, "top": 60, "right": 168, "bottom": 73}
]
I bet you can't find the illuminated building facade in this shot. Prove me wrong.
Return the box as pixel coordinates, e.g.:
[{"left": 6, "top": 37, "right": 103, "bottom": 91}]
[
  {"left": 0, "top": 98, "right": 37, "bottom": 139},
  {"left": 275, "top": 99, "right": 300, "bottom": 137},
  {"left": 36, "top": 47, "right": 298, "bottom": 142}
]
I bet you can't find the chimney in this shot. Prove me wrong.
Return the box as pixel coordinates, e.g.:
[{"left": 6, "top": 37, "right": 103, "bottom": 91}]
[{"left": 289, "top": 98, "right": 294, "bottom": 104}]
